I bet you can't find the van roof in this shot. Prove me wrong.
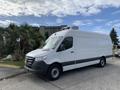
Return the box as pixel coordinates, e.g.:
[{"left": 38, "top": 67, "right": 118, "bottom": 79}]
[
  {"left": 52, "top": 29, "right": 70, "bottom": 37},
  {"left": 51, "top": 29, "right": 109, "bottom": 38}
]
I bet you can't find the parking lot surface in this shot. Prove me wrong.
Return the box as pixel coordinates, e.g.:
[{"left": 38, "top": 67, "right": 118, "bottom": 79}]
[{"left": 0, "top": 57, "right": 120, "bottom": 90}]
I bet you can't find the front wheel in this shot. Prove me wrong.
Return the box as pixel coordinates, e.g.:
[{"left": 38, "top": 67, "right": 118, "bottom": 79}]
[
  {"left": 99, "top": 57, "right": 106, "bottom": 67},
  {"left": 47, "top": 64, "right": 62, "bottom": 81}
]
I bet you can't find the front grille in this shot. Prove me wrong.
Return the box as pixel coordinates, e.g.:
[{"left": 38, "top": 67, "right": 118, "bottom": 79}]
[{"left": 26, "top": 56, "right": 35, "bottom": 68}]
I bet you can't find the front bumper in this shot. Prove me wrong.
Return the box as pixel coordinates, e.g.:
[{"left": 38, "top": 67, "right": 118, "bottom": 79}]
[{"left": 24, "top": 61, "right": 49, "bottom": 74}]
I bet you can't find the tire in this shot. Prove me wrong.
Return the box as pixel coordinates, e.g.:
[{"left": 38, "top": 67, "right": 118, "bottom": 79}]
[
  {"left": 99, "top": 57, "right": 106, "bottom": 67},
  {"left": 47, "top": 64, "right": 62, "bottom": 81}
]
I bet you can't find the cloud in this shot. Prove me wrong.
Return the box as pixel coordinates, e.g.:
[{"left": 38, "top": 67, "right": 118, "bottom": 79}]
[
  {"left": 72, "top": 20, "right": 93, "bottom": 26},
  {"left": 112, "top": 10, "right": 120, "bottom": 15},
  {"left": 93, "top": 30, "right": 110, "bottom": 35},
  {"left": 1, "top": 0, "right": 120, "bottom": 17},
  {"left": 29, "top": 23, "right": 40, "bottom": 27},
  {"left": 94, "top": 19, "right": 106, "bottom": 22},
  {"left": 56, "top": 18, "right": 63, "bottom": 24},
  {"left": 0, "top": 20, "right": 18, "bottom": 27},
  {"left": 114, "top": 23, "right": 120, "bottom": 28},
  {"left": 92, "top": 26, "right": 110, "bottom": 35},
  {"left": 105, "top": 20, "right": 120, "bottom": 29},
  {"left": 73, "top": 20, "right": 83, "bottom": 26},
  {"left": 73, "top": 18, "right": 105, "bottom": 26},
  {"left": 106, "top": 20, "right": 120, "bottom": 26}
]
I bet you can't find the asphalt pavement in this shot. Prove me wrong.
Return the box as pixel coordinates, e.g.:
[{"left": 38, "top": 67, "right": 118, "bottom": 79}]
[
  {"left": 0, "top": 57, "right": 120, "bottom": 90},
  {"left": 0, "top": 67, "right": 25, "bottom": 81}
]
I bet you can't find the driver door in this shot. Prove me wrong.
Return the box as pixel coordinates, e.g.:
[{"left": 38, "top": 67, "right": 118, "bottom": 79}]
[{"left": 56, "top": 36, "right": 75, "bottom": 71}]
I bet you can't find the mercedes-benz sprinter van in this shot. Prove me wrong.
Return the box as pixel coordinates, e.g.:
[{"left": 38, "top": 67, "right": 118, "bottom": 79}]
[{"left": 25, "top": 27, "right": 113, "bottom": 80}]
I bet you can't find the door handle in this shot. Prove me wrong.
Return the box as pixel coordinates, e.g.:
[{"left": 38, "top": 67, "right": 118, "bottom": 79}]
[{"left": 70, "top": 51, "right": 74, "bottom": 53}]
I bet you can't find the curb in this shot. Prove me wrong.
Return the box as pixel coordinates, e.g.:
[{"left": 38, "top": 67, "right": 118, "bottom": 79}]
[
  {"left": 0, "top": 64, "right": 21, "bottom": 69},
  {"left": 0, "top": 69, "right": 27, "bottom": 81}
]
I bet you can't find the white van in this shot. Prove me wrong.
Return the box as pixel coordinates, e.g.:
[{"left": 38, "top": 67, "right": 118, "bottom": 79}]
[{"left": 25, "top": 27, "right": 113, "bottom": 80}]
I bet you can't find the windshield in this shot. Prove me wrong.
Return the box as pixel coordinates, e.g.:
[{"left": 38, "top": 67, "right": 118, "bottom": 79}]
[{"left": 43, "top": 36, "right": 62, "bottom": 50}]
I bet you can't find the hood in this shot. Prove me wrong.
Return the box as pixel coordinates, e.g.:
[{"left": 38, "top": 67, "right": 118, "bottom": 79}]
[{"left": 26, "top": 48, "right": 53, "bottom": 57}]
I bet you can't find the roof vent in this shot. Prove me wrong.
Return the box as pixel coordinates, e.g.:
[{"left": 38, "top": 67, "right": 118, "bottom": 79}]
[
  {"left": 71, "top": 26, "right": 79, "bottom": 30},
  {"left": 62, "top": 26, "right": 70, "bottom": 30},
  {"left": 62, "top": 26, "right": 79, "bottom": 30}
]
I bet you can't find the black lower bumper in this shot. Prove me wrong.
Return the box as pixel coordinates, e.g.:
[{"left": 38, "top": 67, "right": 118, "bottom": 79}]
[{"left": 24, "top": 61, "right": 49, "bottom": 74}]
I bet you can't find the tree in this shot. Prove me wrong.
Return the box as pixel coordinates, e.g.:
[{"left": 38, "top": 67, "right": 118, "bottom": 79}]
[
  {"left": 110, "top": 28, "right": 119, "bottom": 45},
  {"left": 45, "top": 32, "right": 49, "bottom": 39},
  {"left": 0, "top": 32, "right": 4, "bottom": 57},
  {"left": 0, "top": 23, "right": 45, "bottom": 59}
]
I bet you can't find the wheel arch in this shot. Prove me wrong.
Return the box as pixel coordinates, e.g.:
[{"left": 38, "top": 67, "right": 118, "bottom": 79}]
[
  {"left": 100, "top": 56, "right": 106, "bottom": 64},
  {"left": 49, "top": 62, "right": 63, "bottom": 72},
  {"left": 101, "top": 56, "right": 106, "bottom": 60}
]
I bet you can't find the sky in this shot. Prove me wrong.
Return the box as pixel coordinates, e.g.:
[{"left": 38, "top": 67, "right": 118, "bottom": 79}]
[{"left": 0, "top": 0, "right": 120, "bottom": 37}]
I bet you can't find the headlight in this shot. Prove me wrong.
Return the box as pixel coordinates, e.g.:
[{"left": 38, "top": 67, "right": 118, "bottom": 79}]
[
  {"left": 35, "top": 56, "right": 47, "bottom": 61},
  {"left": 115, "top": 52, "right": 118, "bottom": 54}
]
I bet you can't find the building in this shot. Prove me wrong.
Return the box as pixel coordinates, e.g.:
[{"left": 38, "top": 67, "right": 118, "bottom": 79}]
[{"left": 39, "top": 25, "right": 67, "bottom": 39}]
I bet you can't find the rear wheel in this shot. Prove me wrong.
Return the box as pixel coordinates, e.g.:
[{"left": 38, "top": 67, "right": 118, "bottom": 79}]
[
  {"left": 47, "top": 64, "right": 62, "bottom": 81},
  {"left": 99, "top": 57, "right": 106, "bottom": 67}
]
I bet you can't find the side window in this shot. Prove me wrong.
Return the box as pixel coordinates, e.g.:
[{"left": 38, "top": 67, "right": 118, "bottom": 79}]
[{"left": 57, "top": 37, "right": 73, "bottom": 52}]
